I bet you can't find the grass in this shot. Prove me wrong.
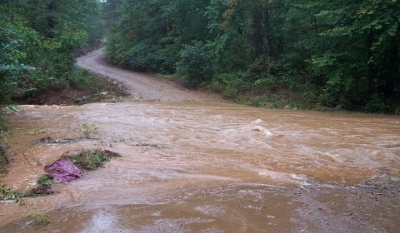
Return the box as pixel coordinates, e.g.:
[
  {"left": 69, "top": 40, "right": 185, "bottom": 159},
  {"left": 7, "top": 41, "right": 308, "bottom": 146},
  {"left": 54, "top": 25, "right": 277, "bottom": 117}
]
[
  {"left": 37, "top": 174, "right": 53, "bottom": 187},
  {"left": 81, "top": 123, "right": 99, "bottom": 139},
  {"left": 0, "top": 146, "right": 8, "bottom": 174},
  {"left": 30, "top": 211, "right": 50, "bottom": 226},
  {"left": 0, "top": 184, "right": 26, "bottom": 206},
  {"left": 62, "top": 149, "right": 120, "bottom": 171},
  {"left": 0, "top": 114, "right": 9, "bottom": 174},
  {"left": 24, "top": 174, "right": 54, "bottom": 197}
]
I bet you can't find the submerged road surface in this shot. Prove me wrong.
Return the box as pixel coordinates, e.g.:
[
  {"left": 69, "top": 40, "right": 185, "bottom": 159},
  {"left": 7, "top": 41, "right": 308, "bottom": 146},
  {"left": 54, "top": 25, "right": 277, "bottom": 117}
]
[{"left": 1, "top": 49, "right": 399, "bottom": 233}]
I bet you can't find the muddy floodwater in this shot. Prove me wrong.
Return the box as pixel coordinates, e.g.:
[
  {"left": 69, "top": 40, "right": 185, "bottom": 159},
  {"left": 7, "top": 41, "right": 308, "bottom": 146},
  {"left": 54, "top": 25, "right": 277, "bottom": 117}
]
[
  {"left": 1, "top": 102, "right": 399, "bottom": 233},
  {"left": 1, "top": 50, "right": 400, "bottom": 232}
]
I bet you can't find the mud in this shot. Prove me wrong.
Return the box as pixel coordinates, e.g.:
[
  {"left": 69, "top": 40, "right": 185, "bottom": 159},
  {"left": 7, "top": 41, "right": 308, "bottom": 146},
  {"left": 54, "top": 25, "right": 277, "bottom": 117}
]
[{"left": 0, "top": 49, "right": 399, "bottom": 233}]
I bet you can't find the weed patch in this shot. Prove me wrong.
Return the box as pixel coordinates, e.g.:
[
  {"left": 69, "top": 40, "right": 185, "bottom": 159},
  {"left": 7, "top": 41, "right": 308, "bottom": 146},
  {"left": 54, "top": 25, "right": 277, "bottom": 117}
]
[
  {"left": 25, "top": 174, "right": 54, "bottom": 197},
  {"left": 30, "top": 211, "right": 50, "bottom": 226},
  {"left": 0, "top": 126, "right": 9, "bottom": 174},
  {"left": 0, "top": 146, "right": 8, "bottom": 174},
  {"left": 81, "top": 123, "right": 99, "bottom": 139},
  {"left": 62, "top": 149, "right": 121, "bottom": 171},
  {"left": 0, "top": 184, "right": 26, "bottom": 206}
]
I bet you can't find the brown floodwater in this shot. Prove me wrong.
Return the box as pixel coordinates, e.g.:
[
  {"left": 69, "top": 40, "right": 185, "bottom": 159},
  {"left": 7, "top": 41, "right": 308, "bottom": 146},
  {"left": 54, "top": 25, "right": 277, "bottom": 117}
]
[{"left": 1, "top": 102, "right": 399, "bottom": 233}]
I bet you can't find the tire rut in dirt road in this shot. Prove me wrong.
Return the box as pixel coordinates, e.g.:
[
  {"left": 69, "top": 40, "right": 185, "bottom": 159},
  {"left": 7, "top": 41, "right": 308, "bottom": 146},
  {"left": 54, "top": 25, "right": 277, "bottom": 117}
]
[{"left": 76, "top": 48, "right": 223, "bottom": 102}]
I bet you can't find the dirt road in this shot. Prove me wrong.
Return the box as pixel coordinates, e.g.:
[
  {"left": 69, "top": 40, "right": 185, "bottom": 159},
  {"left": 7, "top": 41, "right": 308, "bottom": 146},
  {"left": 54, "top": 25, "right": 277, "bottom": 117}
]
[{"left": 76, "top": 48, "right": 222, "bottom": 102}]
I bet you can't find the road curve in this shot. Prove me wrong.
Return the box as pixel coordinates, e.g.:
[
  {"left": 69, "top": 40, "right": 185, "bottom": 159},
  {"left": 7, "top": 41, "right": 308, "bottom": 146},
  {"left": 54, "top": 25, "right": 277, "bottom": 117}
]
[{"left": 76, "top": 48, "right": 222, "bottom": 102}]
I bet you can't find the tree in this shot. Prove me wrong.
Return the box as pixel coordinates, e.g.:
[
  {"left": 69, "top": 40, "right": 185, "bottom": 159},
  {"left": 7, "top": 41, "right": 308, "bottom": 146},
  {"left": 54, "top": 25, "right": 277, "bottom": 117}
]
[
  {"left": 176, "top": 41, "right": 212, "bottom": 88},
  {"left": 302, "top": 0, "right": 400, "bottom": 110},
  {"left": 104, "top": 0, "right": 400, "bottom": 112},
  {"left": 0, "top": 7, "right": 38, "bottom": 103},
  {"left": 105, "top": 0, "right": 211, "bottom": 73},
  {"left": 0, "top": 0, "right": 102, "bottom": 104}
]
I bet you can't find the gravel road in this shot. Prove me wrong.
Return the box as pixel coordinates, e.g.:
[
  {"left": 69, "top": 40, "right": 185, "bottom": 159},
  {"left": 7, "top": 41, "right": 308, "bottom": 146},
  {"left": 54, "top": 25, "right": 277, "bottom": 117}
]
[{"left": 76, "top": 48, "right": 222, "bottom": 102}]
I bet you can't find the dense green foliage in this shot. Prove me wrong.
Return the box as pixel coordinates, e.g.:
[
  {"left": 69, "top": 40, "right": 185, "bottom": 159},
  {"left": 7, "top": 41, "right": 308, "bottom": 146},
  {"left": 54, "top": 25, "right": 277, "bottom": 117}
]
[
  {"left": 0, "top": 0, "right": 103, "bottom": 105},
  {"left": 1, "top": 0, "right": 398, "bottom": 112},
  {"left": 0, "top": 0, "right": 105, "bottom": 203},
  {"left": 105, "top": 0, "right": 400, "bottom": 113}
]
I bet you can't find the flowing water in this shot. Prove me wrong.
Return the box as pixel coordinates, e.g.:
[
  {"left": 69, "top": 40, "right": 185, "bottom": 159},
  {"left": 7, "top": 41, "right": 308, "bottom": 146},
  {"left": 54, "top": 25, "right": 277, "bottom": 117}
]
[{"left": 1, "top": 102, "right": 399, "bottom": 233}]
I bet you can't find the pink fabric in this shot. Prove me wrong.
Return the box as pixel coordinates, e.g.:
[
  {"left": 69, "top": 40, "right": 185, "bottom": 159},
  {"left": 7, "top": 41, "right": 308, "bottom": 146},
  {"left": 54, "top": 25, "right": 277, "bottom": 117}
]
[{"left": 44, "top": 158, "right": 84, "bottom": 183}]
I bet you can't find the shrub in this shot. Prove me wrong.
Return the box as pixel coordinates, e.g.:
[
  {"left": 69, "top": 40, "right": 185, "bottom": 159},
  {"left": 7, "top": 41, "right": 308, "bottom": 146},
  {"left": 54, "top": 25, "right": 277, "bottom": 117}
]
[
  {"left": 395, "top": 107, "right": 400, "bottom": 115},
  {"left": 176, "top": 41, "right": 212, "bottom": 88},
  {"left": 364, "top": 93, "right": 389, "bottom": 113},
  {"left": 209, "top": 72, "right": 250, "bottom": 99}
]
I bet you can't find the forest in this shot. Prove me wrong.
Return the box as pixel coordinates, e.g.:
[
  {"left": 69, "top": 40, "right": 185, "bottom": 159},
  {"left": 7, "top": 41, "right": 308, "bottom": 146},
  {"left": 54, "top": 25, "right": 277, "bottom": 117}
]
[
  {"left": 1, "top": 0, "right": 400, "bottom": 113},
  {"left": 0, "top": 0, "right": 104, "bottom": 105}
]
